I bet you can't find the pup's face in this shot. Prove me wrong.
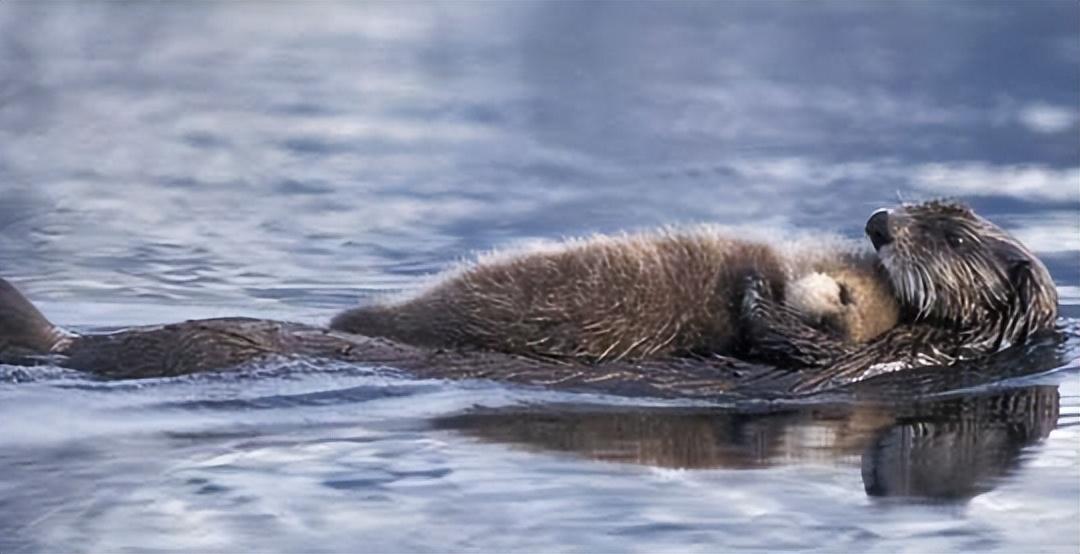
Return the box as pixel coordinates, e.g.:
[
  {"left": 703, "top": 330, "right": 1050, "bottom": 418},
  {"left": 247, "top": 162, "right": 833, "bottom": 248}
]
[
  {"left": 865, "top": 200, "right": 1057, "bottom": 339},
  {"left": 785, "top": 270, "right": 898, "bottom": 343}
]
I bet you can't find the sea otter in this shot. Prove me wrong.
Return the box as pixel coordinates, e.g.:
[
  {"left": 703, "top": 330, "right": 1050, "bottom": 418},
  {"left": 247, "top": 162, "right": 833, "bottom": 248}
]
[
  {"left": 871, "top": 200, "right": 1057, "bottom": 339},
  {"left": 329, "top": 229, "right": 898, "bottom": 361},
  {"left": 743, "top": 200, "right": 1059, "bottom": 391},
  {"left": 0, "top": 280, "right": 762, "bottom": 388},
  {"left": 0, "top": 237, "right": 894, "bottom": 378},
  {"left": 0, "top": 200, "right": 1060, "bottom": 397}
]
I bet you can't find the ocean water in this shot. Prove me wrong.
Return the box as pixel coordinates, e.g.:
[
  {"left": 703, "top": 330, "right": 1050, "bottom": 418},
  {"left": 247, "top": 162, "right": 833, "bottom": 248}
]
[{"left": 1, "top": 3, "right": 1078, "bottom": 552}]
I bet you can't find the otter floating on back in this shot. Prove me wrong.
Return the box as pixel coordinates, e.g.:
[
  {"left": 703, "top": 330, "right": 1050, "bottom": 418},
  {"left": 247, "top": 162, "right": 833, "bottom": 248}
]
[
  {"left": 329, "top": 229, "right": 899, "bottom": 362},
  {"left": 0, "top": 200, "right": 1061, "bottom": 396},
  {"left": 764, "top": 200, "right": 1059, "bottom": 391}
]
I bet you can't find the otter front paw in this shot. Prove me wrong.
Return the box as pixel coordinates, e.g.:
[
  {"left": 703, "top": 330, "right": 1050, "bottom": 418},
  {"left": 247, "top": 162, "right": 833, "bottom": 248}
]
[{"left": 740, "top": 273, "right": 774, "bottom": 324}]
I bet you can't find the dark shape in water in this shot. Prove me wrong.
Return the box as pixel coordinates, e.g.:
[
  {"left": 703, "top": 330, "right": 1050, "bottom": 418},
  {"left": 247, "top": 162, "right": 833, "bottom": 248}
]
[
  {"left": 433, "top": 385, "right": 1061, "bottom": 500},
  {"left": 861, "top": 386, "right": 1060, "bottom": 499}
]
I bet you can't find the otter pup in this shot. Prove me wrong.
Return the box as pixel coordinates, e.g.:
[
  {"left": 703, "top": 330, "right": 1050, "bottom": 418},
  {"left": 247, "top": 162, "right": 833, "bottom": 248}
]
[
  {"left": 329, "top": 229, "right": 899, "bottom": 362},
  {"left": 783, "top": 261, "right": 900, "bottom": 344}
]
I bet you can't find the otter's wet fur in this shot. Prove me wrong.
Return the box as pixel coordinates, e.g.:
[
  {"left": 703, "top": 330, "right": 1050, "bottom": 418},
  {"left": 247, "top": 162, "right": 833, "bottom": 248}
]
[
  {"left": 331, "top": 228, "right": 899, "bottom": 362},
  {"left": 0, "top": 200, "right": 1059, "bottom": 398},
  {"left": 874, "top": 200, "right": 1057, "bottom": 347},
  {"left": 0, "top": 276, "right": 768, "bottom": 391},
  {"left": 773, "top": 200, "right": 1060, "bottom": 392}
]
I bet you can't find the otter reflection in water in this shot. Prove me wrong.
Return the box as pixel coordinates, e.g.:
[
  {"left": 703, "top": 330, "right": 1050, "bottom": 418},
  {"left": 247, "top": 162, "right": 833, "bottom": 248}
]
[{"left": 432, "top": 386, "right": 1060, "bottom": 500}]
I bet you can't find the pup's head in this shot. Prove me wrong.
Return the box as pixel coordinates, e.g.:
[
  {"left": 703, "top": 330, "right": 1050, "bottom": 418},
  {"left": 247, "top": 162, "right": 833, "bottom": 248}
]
[
  {"left": 865, "top": 200, "right": 1057, "bottom": 344},
  {"left": 786, "top": 268, "right": 899, "bottom": 343}
]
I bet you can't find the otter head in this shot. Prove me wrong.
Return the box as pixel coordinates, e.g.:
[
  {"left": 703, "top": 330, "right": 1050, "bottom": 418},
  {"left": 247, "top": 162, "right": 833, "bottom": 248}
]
[
  {"left": 786, "top": 269, "right": 899, "bottom": 343},
  {"left": 865, "top": 200, "right": 1057, "bottom": 346}
]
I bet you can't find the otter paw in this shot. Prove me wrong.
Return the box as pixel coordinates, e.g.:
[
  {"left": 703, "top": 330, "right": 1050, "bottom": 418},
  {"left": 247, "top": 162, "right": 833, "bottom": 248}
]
[{"left": 740, "top": 273, "right": 773, "bottom": 316}]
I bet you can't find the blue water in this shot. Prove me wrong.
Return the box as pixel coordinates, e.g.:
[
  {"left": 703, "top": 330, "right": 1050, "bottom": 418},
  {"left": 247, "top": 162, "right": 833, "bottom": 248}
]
[{"left": 1, "top": 3, "right": 1078, "bottom": 552}]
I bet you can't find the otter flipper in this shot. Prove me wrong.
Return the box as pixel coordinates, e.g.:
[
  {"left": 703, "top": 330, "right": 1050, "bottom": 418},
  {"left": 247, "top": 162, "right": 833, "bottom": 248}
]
[{"left": 0, "top": 278, "right": 73, "bottom": 361}]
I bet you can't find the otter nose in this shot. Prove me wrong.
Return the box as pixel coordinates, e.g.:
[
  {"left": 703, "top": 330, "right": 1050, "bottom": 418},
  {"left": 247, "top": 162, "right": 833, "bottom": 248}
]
[{"left": 866, "top": 209, "right": 892, "bottom": 250}]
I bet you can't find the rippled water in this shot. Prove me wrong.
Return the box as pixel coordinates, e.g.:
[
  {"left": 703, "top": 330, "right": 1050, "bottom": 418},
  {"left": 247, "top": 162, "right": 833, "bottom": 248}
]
[{"left": 1, "top": 3, "right": 1078, "bottom": 553}]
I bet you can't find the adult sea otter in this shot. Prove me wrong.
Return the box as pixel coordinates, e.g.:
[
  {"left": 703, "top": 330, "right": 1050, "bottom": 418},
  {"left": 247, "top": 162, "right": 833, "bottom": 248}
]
[{"left": 0, "top": 201, "right": 1060, "bottom": 396}]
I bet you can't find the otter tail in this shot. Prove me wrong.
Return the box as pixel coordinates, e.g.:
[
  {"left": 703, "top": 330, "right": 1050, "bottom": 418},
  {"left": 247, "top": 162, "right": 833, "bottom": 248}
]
[{"left": 0, "top": 278, "right": 74, "bottom": 356}]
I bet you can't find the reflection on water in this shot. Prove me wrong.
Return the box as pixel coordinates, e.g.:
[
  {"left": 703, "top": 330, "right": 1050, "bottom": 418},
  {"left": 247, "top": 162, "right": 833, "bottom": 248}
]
[
  {"left": 0, "top": 1, "right": 1078, "bottom": 553},
  {"left": 434, "top": 386, "right": 1060, "bottom": 500},
  {"left": 862, "top": 388, "right": 1059, "bottom": 499}
]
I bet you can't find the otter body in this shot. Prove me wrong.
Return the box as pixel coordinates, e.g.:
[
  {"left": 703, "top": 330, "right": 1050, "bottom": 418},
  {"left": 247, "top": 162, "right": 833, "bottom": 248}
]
[
  {"left": 330, "top": 229, "right": 899, "bottom": 362},
  {"left": 0, "top": 279, "right": 768, "bottom": 395},
  {"left": 0, "top": 200, "right": 1060, "bottom": 397}
]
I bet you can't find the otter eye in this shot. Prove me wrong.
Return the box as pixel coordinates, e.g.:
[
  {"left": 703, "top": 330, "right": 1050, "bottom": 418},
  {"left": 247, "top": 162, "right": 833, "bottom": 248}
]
[{"left": 946, "top": 232, "right": 966, "bottom": 248}]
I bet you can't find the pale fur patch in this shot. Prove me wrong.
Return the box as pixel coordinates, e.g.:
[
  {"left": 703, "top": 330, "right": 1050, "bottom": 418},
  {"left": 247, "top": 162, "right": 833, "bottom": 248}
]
[{"left": 785, "top": 272, "right": 844, "bottom": 318}]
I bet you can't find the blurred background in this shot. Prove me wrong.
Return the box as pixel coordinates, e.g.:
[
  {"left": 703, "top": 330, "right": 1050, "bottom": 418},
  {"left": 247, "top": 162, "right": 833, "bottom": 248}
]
[{"left": 0, "top": 1, "right": 1076, "bottom": 320}]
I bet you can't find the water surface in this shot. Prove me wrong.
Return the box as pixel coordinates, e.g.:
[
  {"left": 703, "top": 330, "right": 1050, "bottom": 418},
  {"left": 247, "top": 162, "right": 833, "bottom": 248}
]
[{"left": 1, "top": 3, "right": 1078, "bottom": 553}]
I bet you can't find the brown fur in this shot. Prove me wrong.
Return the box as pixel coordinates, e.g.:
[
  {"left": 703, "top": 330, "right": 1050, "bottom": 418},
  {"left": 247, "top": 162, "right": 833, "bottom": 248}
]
[
  {"left": 331, "top": 229, "right": 900, "bottom": 361},
  {"left": 794, "top": 266, "right": 900, "bottom": 344},
  {"left": 0, "top": 199, "right": 1058, "bottom": 399},
  {"left": 784, "top": 200, "right": 1061, "bottom": 393},
  {"left": 874, "top": 200, "right": 1057, "bottom": 345},
  {"left": 0, "top": 279, "right": 72, "bottom": 358}
]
